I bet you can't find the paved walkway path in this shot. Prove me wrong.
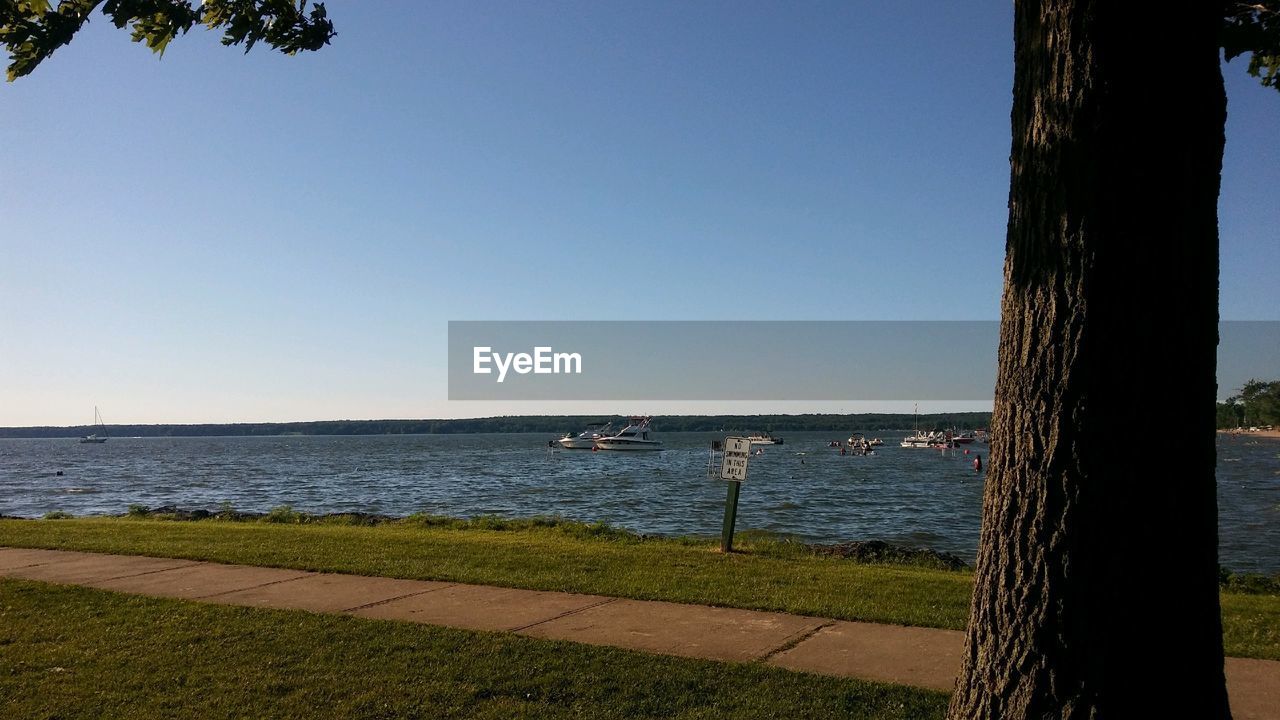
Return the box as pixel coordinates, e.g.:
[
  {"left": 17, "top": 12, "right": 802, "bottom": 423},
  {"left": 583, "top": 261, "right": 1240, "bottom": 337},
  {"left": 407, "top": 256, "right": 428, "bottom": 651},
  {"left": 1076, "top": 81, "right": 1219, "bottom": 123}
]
[{"left": 3, "top": 546, "right": 1277, "bottom": 718}]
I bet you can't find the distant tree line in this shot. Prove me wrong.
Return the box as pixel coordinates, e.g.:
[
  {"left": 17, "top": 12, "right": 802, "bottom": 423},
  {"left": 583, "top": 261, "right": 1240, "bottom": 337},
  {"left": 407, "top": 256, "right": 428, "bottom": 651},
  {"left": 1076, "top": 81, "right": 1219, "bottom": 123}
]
[
  {"left": 1217, "top": 379, "right": 1280, "bottom": 428},
  {"left": 0, "top": 412, "right": 994, "bottom": 439}
]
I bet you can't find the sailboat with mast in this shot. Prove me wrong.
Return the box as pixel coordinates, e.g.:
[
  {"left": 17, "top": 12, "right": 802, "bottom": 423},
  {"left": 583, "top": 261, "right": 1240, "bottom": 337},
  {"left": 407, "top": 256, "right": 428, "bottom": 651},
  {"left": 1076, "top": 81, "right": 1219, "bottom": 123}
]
[
  {"left": 80, "top": 406, "right": 109, "bottom": 444},
  {"left": 900, "top": 403, "right": 933, "bottom": 448}
]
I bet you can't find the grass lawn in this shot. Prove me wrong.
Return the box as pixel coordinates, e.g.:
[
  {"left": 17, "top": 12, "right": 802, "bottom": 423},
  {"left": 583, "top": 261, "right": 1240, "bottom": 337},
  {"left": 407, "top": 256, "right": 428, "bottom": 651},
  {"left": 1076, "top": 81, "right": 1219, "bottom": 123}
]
[
  {"left": 0, "top": 579, "right": 948, "bottom": 719},
  {"left": 1, "top": 516, "right": 1276, "bottom": 661}
]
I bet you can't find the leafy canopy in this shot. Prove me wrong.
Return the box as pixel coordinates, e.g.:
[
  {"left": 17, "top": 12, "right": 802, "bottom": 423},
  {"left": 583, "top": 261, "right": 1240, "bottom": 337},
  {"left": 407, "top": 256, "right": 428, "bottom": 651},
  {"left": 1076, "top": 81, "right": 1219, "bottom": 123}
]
[
  {"left": 1223, "top": 1, "right": 1280, "bottom": 89},
  {"left": 1, "top": 0, "right": 334, "bottom": 81},
  {"left": 1218, "top": 379, "right": 1280, "bottom": 428},
  {"left": 3, "top": 2, "right": 1279, "bottom": 87}
]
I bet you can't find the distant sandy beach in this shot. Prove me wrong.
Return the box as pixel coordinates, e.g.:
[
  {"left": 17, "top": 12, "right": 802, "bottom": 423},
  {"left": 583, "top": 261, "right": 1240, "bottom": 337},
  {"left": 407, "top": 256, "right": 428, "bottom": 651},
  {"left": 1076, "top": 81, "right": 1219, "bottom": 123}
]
[{"left": 1219, "top": 429, "right": 1280, "bottom": 440}]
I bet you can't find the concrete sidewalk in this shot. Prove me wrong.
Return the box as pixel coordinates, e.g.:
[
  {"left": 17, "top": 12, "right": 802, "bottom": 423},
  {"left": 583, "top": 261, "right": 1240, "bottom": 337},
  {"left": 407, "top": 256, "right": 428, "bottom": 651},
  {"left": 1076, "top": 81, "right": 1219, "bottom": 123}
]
[{"left": 2, "top": 546, "right": 1276, "bottom": 718}]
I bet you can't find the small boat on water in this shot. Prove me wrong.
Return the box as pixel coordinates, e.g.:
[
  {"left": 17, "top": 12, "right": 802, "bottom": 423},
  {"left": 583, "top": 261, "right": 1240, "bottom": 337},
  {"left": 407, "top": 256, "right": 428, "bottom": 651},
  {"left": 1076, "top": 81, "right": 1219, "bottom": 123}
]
[
  {"left": 900, "top": 404, "right": 948, "bottom": 448},
  {"left": 594, "top": 416, "right": 663, "bottom": 451},
  {"left": 847, "top": 432, "right": 875, "bottom": 455},
  {"left": 746, "top": 432, "right": 783, "bottom": 445},
  {"left": 80, "top": 406, "right": 109, "bottom": 444},
  {"left": 902, "top": 404, "right": 922, "bottom": 448},
  {"left": 556, "top": 421, "right": 614, "bottom": 450},
  {"left": 900, "top": 432, "right": 935, "bottom": 448},
  {"left": 901, "top": 430, "right": 959, "bottom": 449}
]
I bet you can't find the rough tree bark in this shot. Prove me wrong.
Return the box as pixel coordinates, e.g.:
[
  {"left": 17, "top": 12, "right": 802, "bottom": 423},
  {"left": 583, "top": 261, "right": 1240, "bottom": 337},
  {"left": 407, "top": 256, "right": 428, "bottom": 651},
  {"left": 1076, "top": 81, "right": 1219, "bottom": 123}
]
[{"left": 949, "top": 2, "right": 1230, "bottom": 718}]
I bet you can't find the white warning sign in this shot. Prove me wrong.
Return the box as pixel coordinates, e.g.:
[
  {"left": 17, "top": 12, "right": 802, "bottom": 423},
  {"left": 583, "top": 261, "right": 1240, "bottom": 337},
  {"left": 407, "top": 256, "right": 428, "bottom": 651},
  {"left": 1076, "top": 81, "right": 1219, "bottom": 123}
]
[{"left": 721, "top": 437, "right": 750, "bottom": 481}]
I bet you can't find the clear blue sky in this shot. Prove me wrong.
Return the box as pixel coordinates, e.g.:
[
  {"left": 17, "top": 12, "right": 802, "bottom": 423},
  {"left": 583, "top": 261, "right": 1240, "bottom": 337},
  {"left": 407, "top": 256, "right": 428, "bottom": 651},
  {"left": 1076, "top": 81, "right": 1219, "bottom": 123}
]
[{"left": 2, "top": 2, "right": 1277, "bottom": 425}]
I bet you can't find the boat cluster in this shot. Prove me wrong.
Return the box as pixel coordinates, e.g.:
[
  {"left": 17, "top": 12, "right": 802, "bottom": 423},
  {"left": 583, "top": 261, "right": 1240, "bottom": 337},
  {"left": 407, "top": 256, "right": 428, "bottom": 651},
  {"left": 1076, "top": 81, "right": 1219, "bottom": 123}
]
[
  {"left": 552, "top": 416, "right": 987, "bottom": 454},
  {"left": 899, "top": 429, "right": 982, "bottom": 449},
  {"left": 552, "top": 420, "right": 785, "bottom": 452},
  {"left": 553, "top": 416, "right": 663, "bottom": 451},
  {"left": 835, "top": 433, "right": 883, "bottom": 455},
  {"left": 829, "top": 428, "right": 988, "bottom": 454}
]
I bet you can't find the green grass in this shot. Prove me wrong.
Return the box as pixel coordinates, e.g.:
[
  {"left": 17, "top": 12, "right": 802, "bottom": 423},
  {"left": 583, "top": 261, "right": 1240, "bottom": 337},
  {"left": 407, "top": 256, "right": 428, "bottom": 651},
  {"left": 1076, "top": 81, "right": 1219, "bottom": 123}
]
[
  {"left": 1220, "top": 592, "right": 1280, "bottom": 661},
  {"left": 1, "top": 516, "right": 1277, "bottom": 660},
  {"left": 0, "top": 579, "right": 948, "bottom": 719},
  {"left": 0, "top": 517, "right": 973, "bottom": 629}
]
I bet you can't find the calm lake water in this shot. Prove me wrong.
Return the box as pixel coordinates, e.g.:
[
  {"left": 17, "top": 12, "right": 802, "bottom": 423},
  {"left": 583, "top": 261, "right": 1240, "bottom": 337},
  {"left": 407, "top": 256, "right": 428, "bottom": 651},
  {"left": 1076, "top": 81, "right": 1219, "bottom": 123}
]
[{"left": 2, "top": 432, "right": 1277, "bottom": 573}]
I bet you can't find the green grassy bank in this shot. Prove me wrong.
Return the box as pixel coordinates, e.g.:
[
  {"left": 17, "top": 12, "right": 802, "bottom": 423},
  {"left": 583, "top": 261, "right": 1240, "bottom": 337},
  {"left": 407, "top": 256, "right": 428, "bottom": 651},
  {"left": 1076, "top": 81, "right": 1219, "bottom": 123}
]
[
  {"left": 1, "top": 515, "right": 1277, "bottom": 661},
  {"left": 0, "top": 579, "right": 947, "bottom": 719}
]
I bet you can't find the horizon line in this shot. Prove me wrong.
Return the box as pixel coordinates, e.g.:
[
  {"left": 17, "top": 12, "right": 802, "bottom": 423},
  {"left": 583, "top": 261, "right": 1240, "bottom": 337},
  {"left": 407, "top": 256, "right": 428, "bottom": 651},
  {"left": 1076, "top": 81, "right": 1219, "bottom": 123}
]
[{"left": 0, "top": 410, "right": 998, "bottom": 431}]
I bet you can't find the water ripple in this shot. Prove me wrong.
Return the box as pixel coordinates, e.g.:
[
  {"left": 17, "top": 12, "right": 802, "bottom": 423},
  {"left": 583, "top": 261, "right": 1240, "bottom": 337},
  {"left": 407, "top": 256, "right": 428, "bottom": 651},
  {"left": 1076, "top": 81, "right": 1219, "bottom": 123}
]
[{"left": 1, "top": 432, "right": 1276, "bottom": 572}]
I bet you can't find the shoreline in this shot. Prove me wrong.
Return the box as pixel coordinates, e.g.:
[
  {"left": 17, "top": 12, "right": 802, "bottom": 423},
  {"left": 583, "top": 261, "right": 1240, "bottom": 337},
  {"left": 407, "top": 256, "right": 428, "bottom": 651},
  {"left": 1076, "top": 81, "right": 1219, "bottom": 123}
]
[
  {"left": 7, "top": 507, "right": 1279, "bottom": 585},
  {"left": 10, "top": 505, "right": 974, "bottom": 571},
  {"left": 0, "top": 412, "right": 995, "bottom": 439},
  {"left": 1219, "top": 428, "right": 1280, "bottom": 440}
]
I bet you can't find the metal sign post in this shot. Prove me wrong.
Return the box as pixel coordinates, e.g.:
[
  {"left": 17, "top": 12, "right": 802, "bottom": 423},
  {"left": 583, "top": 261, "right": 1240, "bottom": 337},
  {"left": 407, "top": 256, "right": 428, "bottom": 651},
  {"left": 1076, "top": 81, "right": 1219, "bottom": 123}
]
[{"left": 719, "top": 437, "right": 750, "bottom": 552}]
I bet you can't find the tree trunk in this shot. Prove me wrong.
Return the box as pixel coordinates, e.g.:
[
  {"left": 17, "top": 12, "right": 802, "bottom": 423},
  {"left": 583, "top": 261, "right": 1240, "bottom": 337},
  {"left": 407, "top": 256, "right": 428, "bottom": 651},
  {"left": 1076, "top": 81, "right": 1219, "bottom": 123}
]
[{"left": 949, "top": 2, "right": 1230, "bottom": 718}]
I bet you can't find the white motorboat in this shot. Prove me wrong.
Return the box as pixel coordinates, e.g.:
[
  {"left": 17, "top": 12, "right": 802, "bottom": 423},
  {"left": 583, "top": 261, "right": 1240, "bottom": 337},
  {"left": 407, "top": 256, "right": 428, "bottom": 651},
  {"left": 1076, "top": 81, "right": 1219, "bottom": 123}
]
[
  {"left": 746, "top": 432, "right": 783, "bottom": 445},
  {"left": 594, "top": 416, "right": 663, "bottom": 451},
  {"left": 80, "top": 406, "right": 109, "bottom": 444},
  {"left": 556, "top": 422, "right": 614, "bottom": 449},
  {"left": 846, "top": 432, "right": 875, "bottom": 455}
]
